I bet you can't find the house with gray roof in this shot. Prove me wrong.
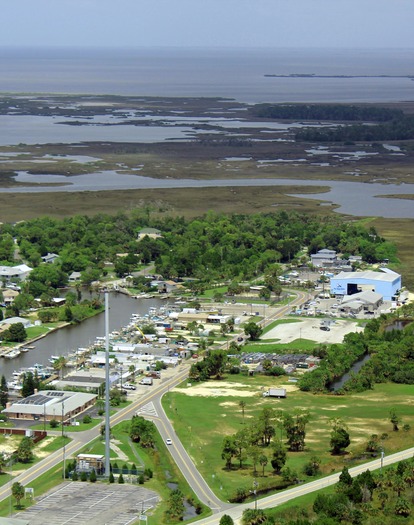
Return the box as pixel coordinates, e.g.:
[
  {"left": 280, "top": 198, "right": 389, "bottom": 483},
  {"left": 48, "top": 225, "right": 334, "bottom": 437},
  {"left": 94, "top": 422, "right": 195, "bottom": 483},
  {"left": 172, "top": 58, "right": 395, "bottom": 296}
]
[{"left": 2, "top": 390, "right": 96, "bottom": 423}]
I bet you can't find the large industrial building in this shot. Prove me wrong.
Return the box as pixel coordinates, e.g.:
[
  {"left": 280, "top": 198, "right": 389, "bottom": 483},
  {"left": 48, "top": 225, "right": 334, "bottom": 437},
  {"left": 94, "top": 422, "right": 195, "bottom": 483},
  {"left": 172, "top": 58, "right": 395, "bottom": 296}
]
[{"left": 330, "top": 269, "right": 401, "bottom": 301}]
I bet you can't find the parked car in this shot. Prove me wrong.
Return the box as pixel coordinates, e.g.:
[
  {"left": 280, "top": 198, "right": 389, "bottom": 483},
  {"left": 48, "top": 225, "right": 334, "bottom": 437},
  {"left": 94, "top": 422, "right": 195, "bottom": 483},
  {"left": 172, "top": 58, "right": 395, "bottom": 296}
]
[{"left": 123, "top": 383, "right": 136, "bottom": 390}]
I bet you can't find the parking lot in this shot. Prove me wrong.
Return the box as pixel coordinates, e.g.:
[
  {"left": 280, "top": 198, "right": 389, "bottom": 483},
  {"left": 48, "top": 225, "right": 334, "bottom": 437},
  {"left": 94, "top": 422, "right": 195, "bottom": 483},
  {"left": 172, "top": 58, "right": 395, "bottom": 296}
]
[
  {"left": 262, "top": 317, "right": 364, "bottom": 344},
  {"left": 15, "top": 481, "right": 159, "bottom": 525}
]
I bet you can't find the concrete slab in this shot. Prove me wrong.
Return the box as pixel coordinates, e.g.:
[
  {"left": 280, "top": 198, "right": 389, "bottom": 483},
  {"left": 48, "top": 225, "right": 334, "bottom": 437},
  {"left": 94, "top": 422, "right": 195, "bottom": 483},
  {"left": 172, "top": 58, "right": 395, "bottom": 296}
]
[{"left": 262, "top": 318, "right": 363, "bottom": 344}]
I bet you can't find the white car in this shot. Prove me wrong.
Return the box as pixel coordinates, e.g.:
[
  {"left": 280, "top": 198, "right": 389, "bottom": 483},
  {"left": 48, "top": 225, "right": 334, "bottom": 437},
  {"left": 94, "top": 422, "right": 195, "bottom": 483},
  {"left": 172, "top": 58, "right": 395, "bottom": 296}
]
[
  {"left": 166, "top": 438, "right": 172, "bottom": 445},
  {"left": 123, "top": 383, "right": 136, "bottom": 390}
]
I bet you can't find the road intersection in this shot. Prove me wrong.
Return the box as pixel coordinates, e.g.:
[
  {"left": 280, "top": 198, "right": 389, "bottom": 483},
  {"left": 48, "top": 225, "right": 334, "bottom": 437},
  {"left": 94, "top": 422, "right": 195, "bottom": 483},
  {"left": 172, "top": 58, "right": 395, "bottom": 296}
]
[{"left": 2, "top": 288, "right": 410, "bottom": 525}]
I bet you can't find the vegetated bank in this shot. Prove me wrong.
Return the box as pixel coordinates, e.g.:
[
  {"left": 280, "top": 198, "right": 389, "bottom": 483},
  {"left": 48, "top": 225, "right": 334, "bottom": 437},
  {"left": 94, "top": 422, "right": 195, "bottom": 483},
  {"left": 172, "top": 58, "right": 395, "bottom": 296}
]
[{"left": 298, "top": 305, "right": 414, "bottom": 394}]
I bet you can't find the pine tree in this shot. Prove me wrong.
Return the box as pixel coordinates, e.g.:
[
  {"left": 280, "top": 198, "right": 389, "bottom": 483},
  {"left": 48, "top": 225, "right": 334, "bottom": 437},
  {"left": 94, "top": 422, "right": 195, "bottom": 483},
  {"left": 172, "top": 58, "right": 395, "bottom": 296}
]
[{"left": 0, "top": 375, "right": 8, "bottom": 408}]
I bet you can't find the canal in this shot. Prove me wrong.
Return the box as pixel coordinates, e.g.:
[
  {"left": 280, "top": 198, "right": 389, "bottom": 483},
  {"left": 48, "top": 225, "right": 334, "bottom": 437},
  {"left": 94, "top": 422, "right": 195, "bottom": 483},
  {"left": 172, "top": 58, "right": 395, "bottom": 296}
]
[{"left": 1, "top": 293, "right": 163, "bottom": 380}]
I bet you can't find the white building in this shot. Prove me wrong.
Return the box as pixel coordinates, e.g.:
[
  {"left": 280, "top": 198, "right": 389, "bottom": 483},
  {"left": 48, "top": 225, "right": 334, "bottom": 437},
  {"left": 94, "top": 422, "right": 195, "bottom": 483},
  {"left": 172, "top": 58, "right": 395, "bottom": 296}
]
[
  {"left": 2, "top": 390, "right": 97, "bottom": 423},
  {"left": 0, "top": 264, "right": 32, "bottom": 283},
  {"left": 330, "top": 269, "right": 401, "bottom": 301}
]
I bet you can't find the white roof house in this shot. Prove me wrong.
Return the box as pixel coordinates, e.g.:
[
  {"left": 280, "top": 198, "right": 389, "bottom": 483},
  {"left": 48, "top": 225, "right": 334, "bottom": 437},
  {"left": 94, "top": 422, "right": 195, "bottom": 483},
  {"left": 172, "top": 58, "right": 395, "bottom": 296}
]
[
  {"left": 0, "top": 316, "right": 32, "bottom": 328},
  {"left": 311, "top": 249, "right": 337, "bottom": 267},
  {"left": 0, "top": 264, "right": 32, "bottom": 282},
  {"left": 41, "top": 253, "right": 59, "bottom": 264}
]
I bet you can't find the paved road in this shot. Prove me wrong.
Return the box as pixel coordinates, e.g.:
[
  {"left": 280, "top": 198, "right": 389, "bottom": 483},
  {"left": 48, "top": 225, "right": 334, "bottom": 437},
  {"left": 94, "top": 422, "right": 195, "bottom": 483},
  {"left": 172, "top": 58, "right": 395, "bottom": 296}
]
[
  {"left": 192, "top": 446, "right": 414, "bottom": 525},
  {"left": 0, "top": 288, "right": 312, "bottom": 510},
  {"left": 6, "top": 287, "right": 394, "bottom": 525},
  {"left": 0, "top": 364, "right": 191, "bottom": 505},
  {"left": 147, "top": 398, "right": 231, "bottom": 512}
]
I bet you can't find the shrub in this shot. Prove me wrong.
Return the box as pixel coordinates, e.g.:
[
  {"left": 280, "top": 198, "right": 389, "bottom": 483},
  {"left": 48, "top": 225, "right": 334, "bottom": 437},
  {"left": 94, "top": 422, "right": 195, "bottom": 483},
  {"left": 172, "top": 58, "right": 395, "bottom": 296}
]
[{"left": 83, "top": 415, "right": 92, "bottom": 424}]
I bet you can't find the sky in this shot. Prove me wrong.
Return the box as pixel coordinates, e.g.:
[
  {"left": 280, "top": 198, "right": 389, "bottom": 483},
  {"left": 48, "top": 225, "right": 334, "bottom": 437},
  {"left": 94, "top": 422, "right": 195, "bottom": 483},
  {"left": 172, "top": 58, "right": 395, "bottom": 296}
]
[{"left": 2, "top": 0, "right": 413, "bottom": 49}]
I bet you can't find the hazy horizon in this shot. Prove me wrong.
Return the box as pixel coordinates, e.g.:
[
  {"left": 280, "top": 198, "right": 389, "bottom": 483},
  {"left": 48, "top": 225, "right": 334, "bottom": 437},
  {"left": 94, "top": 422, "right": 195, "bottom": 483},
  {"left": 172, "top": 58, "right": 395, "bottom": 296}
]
[{"left": 2, "top": 1, "right": 413, "bottom": 50}]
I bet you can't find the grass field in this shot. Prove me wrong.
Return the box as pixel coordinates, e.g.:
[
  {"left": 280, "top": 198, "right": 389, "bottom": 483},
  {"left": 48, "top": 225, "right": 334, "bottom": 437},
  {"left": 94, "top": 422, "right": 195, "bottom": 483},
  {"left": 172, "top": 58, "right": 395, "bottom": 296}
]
[
  {"left": 0, "top": 434, "right": 71, "bottom": 489},
  {"left": 77, "top": 420, "right": 210, "bottom": 524},
  {"left": 243, "top": 338, "right": 317, "bottom": 353},
  {"left": 31, "top": 418, "right": 101, "bottom": 433},
  {"left": 0, "top": 420, "right": 210, "bottom": 522},
  {"left": 163, "top": 376, "right": 414, "bottom": 502}
]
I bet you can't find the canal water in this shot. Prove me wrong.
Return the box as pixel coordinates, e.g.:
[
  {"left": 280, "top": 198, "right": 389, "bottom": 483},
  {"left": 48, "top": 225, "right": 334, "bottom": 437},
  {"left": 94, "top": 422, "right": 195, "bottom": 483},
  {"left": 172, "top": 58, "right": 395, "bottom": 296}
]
[
  {"left": 329, "top": 353, "right": 371, "bottom": 391},
  {"left": 0, "top": 293, "right": 163, "bottom": 380}
]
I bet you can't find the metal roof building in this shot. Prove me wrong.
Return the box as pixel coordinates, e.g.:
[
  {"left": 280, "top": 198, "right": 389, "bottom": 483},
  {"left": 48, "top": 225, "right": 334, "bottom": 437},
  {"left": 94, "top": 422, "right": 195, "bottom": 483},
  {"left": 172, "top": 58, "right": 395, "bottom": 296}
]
[
  {"left": 330, "top": 269, "right": 401, "bottom": 301},
  {"left": 2, "top": 390, "right": 96, "bottom": 422}
]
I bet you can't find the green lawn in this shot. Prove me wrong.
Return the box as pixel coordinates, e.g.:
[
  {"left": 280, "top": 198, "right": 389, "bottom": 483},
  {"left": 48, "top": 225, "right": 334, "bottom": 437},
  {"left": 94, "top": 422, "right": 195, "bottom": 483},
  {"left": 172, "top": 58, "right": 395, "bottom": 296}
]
[
  {"left": 31, "top": 418, "right": 101, "bottom": 433},
  {"left": 0, "top": 434, "right": 71, "bottom": 489},
  {"left": 0, "top": 420, "right": 210, "bottom": 523},
  {"left": 25, "top": 323, "right": 63, "bottom": 339},
  {"left": 77, "top": 420, "right": 210, "bottom": 524},
  {"left": 163, "top": 376, "right": 414, "bottom": 501}
]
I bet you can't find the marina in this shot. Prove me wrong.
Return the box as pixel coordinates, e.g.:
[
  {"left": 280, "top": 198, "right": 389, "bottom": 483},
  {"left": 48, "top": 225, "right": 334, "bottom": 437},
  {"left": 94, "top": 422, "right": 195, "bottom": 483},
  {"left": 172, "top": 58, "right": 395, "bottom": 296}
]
[
  {"left": 1, "top": 294, "right": 188, "bottom": 394},
  {"left": 1, "top": 293, "right": 164, "bottom": 386}
]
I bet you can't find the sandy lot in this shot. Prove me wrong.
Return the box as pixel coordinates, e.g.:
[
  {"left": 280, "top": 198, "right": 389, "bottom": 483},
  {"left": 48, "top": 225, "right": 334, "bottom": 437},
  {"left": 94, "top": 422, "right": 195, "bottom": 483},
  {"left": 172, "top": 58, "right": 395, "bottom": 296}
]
[
  {"left": 175, "top": 380, "right": 298, "bottom": 398},
  {"left": 177, "top": 381, "right": 256, "bottom": 398},
  {"left": 262, "top": 318, "right": 363, "bottom": 344}
]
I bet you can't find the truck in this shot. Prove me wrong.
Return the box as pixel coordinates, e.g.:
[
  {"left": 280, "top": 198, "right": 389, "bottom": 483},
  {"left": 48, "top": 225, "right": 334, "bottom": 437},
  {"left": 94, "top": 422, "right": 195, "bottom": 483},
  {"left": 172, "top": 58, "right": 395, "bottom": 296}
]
[
  {"left": 263, "top": 388, "right": 286, "bottom": 398},
  {"left": 139, "top": 377, "right": 153, "bottom": 386}
]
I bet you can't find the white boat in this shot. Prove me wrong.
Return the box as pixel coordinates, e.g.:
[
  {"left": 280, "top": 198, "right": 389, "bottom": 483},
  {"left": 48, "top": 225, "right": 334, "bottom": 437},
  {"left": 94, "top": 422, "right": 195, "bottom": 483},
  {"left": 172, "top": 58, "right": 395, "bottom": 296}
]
[
  {"left": 4, "top": 349, "right": 21, "bottom": 359},
  {"left": 7, "top": 381, "right": 22, "bottom": 391}
]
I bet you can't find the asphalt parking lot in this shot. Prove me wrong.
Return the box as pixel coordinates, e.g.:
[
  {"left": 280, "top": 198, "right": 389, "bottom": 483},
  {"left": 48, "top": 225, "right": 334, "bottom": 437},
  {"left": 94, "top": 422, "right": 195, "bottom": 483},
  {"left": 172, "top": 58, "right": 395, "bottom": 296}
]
[{"left": 15, "top": 481, "right": 159, "bottom": 525}]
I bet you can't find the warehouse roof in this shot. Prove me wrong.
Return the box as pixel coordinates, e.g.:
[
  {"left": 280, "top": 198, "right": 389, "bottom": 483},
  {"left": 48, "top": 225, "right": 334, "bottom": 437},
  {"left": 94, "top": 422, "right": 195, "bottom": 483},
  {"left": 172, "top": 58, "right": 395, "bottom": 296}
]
[
  {"left": 333, "top": 270, "right": 400, "bottom": 283},
  {"left": 2, "top": 390, "right": 96, "bottom": 417}
]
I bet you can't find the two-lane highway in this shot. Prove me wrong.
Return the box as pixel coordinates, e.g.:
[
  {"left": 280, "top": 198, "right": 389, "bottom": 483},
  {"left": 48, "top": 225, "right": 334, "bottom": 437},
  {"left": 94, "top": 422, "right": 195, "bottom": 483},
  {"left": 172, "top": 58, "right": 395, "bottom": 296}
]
[{"left": 0, "top": 364, "right": 192, "bottom": 504}]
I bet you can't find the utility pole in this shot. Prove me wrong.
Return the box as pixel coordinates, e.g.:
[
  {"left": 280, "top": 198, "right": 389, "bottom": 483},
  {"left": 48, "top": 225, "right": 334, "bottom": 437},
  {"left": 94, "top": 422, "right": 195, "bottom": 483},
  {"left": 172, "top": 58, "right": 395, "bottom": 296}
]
[
  {"left": 9, "top": 457, "right": 13, "bottom": 517},
  {"left": 250, "top": 478, "right": 258, "bottom": 511},
  {"left": 62, "top": 401, "right": 66, "bottom": 479},
  {"left": 104, "top": 291, "right": 111, "bottom": 478}
]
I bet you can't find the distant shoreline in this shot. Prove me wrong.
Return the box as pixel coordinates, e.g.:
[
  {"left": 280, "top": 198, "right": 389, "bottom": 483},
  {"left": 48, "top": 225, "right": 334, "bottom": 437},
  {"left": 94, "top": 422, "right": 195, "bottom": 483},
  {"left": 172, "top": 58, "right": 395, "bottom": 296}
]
[{"left": 264, "top": 74, "right": 414, "bottom": 79}]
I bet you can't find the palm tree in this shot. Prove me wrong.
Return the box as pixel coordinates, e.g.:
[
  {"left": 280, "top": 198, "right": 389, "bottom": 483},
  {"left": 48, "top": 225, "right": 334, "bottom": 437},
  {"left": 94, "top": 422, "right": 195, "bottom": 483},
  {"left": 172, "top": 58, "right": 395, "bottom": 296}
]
[
  {"left": 239, "top": 400, "right": 246, "bottom": 424},
  {"left": 259, "top": 454, "right": 268, "bottom": 477},
  {"left": 128, "top": 364, "right": 136, "bottom": 379},
  {"left": 53, "top": 356, "right": 68, "bottom": 380}
]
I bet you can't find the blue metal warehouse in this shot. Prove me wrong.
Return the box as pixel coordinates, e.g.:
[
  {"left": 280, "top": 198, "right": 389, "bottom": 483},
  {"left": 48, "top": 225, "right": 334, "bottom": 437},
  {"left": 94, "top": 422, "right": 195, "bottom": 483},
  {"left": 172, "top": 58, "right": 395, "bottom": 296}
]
[{"left": 330, "top": 269, "right": 401, "bottom": 301}]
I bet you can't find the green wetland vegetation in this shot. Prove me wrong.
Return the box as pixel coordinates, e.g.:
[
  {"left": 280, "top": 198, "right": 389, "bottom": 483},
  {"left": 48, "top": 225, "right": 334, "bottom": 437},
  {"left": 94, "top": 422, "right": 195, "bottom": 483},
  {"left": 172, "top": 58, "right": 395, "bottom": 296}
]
[{"left": 1, "top": 99, "right": 414, "bottom": 523}]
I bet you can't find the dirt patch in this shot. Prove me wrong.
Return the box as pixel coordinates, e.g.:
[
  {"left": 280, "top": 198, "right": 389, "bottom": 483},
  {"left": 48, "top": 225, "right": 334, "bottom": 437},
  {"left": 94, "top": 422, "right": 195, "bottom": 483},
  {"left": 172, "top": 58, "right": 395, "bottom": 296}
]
[
  {"left": 175, "top": 380, "right": 258, "bottom": 398},
  {"left": 0, "top": 436, "right": 20, "bottom": 454},
  {"left": 219, "top": 401, "right": 239, "bottom": 407},
  {"left": 280, "top": 384, "right": 299, "bottom": 392}
]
